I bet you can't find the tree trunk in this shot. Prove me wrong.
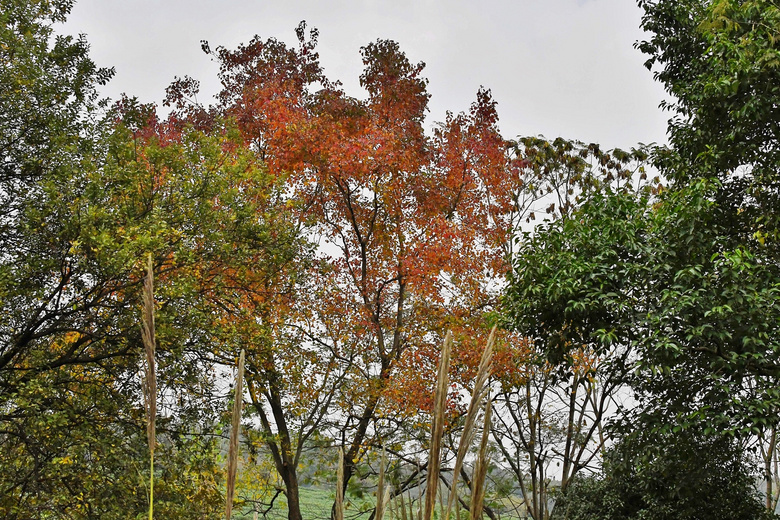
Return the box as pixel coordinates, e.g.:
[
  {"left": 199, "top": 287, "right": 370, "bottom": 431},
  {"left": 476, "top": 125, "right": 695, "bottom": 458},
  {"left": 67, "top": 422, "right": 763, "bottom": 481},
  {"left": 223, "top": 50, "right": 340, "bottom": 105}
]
[
  {"left": 283, "top": 469, "right": 303, "bottom": 520},
  {"left": 247, "top": 378, "right": 304, "bottom": 520},
  {"left": 764, "top": 426, "right": 777, "bottom": 513}
]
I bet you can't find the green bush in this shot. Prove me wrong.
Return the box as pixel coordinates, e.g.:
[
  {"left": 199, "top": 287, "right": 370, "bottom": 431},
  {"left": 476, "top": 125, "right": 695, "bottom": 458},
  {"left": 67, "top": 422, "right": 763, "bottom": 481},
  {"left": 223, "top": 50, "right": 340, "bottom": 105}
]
[{"left": 553, "top": 428, "right": 775, "bottom": 520}]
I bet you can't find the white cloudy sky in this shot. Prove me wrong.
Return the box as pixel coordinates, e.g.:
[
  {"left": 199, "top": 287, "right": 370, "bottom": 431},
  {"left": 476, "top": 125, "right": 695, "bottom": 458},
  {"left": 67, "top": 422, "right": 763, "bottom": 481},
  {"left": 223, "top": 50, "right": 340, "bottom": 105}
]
[{"left": 61, "top": 0, "right": 670, "bottom": 150}]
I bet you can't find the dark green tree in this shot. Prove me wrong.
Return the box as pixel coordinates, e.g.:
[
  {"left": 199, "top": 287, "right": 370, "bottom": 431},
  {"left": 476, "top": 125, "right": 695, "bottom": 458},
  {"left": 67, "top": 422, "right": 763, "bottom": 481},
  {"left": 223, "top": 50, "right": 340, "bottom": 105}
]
[
  {"left": 505, "top": 0, "right": 780, "bottom": 514},
  {"left": 507, "top": 0, "right": 780, "bottom": 428},
  {"left": 553, "top": 425, "right": 773, "bottom": 520},
  {"left": 635, "top": 0, "right": 780, "bottom": 422},
  {"left": 638, "top": 0, "right": 780, "bottom": 182}
]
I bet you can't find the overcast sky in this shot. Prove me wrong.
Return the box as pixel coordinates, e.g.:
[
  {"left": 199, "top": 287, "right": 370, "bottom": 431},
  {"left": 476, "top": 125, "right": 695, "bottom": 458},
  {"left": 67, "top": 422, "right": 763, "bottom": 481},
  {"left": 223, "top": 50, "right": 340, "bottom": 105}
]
[{"left": 61, "top": 0, "right": 670, "bottom": 150}]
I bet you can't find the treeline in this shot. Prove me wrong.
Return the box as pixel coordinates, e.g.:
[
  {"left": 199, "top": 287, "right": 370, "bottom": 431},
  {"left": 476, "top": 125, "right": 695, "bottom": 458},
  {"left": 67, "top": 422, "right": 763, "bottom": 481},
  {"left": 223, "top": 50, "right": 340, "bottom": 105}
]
[{"left": 2, "top": 1, "right": 780, "bottom": 519}]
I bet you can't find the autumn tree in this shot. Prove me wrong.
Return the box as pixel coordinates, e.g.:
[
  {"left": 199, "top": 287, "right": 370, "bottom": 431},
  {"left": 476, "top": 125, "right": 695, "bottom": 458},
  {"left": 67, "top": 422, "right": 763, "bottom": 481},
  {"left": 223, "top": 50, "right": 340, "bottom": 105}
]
[
  {"left": 177, "top": 23, "right": 533, "bottom": 519},
  {"left": 0, "top": 2, "right": 311, "bottom": 515}
]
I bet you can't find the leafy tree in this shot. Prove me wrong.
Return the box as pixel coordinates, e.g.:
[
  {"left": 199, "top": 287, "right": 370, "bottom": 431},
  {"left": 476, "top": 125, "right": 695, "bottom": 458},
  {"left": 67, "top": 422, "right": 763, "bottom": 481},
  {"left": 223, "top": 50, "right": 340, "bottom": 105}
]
[
  {"left": 1, "top": 0, "right": 114, "bottom": 400},
  {"left": 0, "top": 2, "right": 144, "bottom": 515},
  {"left": 501, "top": 185, "right": 655, "bottom": 519},
  {"left": 504, "top": 185, "right": 652, "bottom": 362},
  {"left": 506, "top": 1, "right": 780, "bottom": 514},
  {"left": 638, "top": 0, "right": 780, "bottom": 182},
  {"left": 634, "top": 0, "right": 780, "bottom": 426},
  {"left": 1, "top": 2, "right": 309, "bottom": 515}
]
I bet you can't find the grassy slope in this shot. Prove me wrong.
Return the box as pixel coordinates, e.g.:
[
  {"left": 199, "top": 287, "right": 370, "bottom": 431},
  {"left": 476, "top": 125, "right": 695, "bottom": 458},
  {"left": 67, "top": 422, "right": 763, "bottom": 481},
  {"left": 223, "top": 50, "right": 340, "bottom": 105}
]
[
  {"left": 236, "top": 486, "right": 375, "bottom": 520},
  {"left": 235, "top": 486, "right": 528, "bottom": 520}
]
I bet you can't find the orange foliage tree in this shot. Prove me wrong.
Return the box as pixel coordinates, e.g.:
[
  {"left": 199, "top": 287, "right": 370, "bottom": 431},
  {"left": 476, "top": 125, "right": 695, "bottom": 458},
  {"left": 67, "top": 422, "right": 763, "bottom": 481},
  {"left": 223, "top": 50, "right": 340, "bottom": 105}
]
[
  {"left": 162, "top": 22, "right": 653, "bottom": 520},
  {"left": 182, "top": 24, "right": 520, "bottom": 519}
]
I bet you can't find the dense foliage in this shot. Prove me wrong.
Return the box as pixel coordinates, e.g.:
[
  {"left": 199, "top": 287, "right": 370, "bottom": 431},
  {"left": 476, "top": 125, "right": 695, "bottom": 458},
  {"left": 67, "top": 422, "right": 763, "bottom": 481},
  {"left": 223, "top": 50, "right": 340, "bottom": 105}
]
[
  {"left": 1, "top": 2, "right": 299, "bottom": 517},
  {"left": 554, "top": 429, "right": 771, "bottom": 520},
  {"left": 3, "top": 0, "right": 780, "bottom": 519},
  {"left": 505, "top": 0, "right": 780, "bottom": 517}
]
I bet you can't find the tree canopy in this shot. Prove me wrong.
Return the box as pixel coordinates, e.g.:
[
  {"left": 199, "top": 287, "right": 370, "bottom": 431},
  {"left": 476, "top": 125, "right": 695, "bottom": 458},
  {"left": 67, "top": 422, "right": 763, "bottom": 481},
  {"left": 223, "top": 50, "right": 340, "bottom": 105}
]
[
  {"left": 504, "top": 0, "right": 780, "bottom": 516},
  {"left": 4, "top": 0, "right": 780, "bottom": 519}
]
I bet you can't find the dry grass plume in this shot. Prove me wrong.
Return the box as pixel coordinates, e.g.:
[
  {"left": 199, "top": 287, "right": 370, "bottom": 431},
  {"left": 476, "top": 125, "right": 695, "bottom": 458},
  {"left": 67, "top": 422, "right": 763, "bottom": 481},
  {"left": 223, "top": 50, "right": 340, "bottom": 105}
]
[
  {"left": 140, "top": 254, "right": 157, "bottom": 520},
  {"left": 444, "top": 326, "right": 495, "bottom": 520},
  {"left": 225, "top": 349, "right": 246, "bottom": 520},
  {"left": 424, "top": 331, "right": 452, "bottom": 520}
]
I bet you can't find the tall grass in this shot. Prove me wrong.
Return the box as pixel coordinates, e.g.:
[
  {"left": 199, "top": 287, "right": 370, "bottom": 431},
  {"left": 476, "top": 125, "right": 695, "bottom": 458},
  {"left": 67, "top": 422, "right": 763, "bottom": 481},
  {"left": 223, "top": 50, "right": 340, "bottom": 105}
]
[
  {"left": 336, "top": 448, "right": 345, "bottom": 520},
  {"left": 443, "top": 326, "right": 495, "bottom": 520},
  {"left": 359, "top": 329, "right": 496, "bottom": 520},
  {"left": 226, "top": 349, "right": 246, "bottom": 520},
  {"left": 140, "top": 254, "right": 157, "bottom": 520},
  {"left": 470, "top": 396, "right": 492, "bottom": 520},
  {"left": 377, "top": 449, "right": 388, "bottom": 520},
  {"left": 424, "top": 331, "right": 452, "bottom": 520}
]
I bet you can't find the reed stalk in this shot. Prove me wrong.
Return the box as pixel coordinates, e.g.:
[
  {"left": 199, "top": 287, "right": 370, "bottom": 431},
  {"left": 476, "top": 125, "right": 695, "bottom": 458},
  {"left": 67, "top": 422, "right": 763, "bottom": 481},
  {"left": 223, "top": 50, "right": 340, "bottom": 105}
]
[
  {"left": 382, "top": 488, "right": 392, "bottom": 520},
  {"left": 399, "top": 489, "right": 408, "bottom": 520},
  {"left": 336, "top": 448, "right": 345, "bottom": 520},
  {"left": 390, "top": 495, "right": 396, "bottom": 520},
  {"left": 376, "top": 449, "right": 387, "bottom": 520},
  {"left": 443, "top": 326, "right": 496, "bottom": 520},
  {"left": 140, "top": 254, "right": 157, "bottom": 520},
  {"left": 439, "top": 480, "right": 445, "bottom": 519},
  {"left": 225, "top": 349, "right": 246, "bottom": 520},
  {"left": 424, "top": 331, "right": 452, "bottom": 520},
  {"left": 469, "top": 396, "right": 492, "bottom": 520}
]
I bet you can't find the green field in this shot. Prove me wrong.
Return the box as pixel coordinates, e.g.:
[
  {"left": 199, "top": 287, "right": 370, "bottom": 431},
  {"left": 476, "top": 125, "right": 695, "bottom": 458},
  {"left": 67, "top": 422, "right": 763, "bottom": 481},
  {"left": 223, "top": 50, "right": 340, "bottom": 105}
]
[
  {"left": 236, "top": 486, "right": 377, "bottom": 520},
  {"left": 234, "top": 486, "right": 529, "bottom": 520}
]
